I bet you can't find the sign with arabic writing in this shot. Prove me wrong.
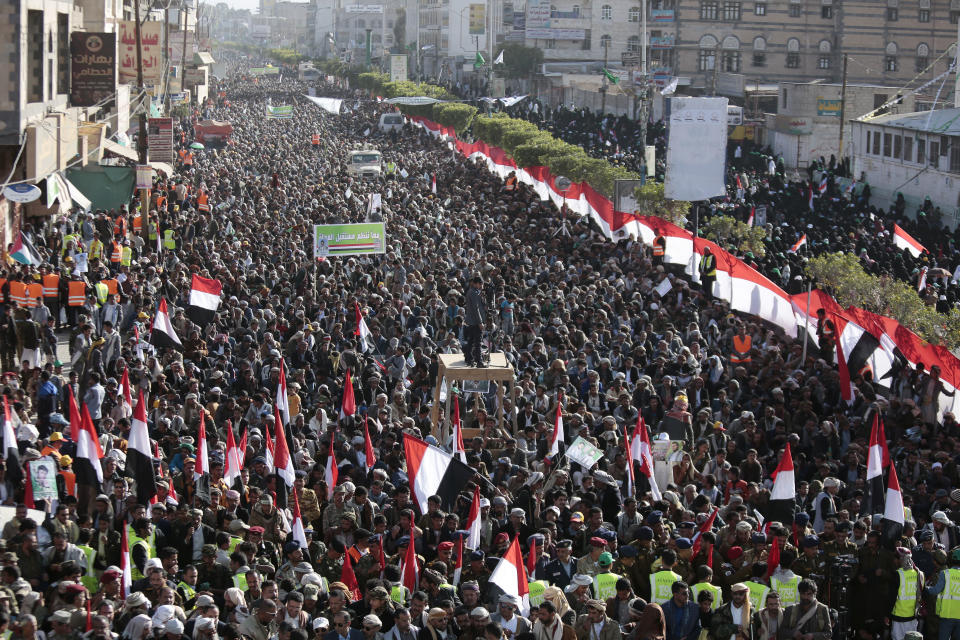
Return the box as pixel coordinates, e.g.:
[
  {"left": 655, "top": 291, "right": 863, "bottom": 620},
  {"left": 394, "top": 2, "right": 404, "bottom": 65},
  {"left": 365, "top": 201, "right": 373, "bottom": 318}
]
[
  {"left": 313, "top": 223, "right": 386, "bottom": 258},
  {"left": 71, "top": 32, "right": 116, "bottom": 107},
  {"left": 119, "top": 20, "right": 164, "bottom": 83}
]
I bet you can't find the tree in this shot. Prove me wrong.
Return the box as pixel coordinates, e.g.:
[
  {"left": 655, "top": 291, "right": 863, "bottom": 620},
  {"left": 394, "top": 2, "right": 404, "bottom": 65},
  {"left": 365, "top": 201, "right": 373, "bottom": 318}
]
[
  {"left": 496, "top": 44, "right": 544, "bottom": 80},
  {"left": 632, "top": 182, "right": 691, "bottom": 225},
  {"left": 805, "top": 252, "right": 960, "bottom": 350},
  {"left": 702, "top": 216, "right": 767, "bottom": 257}
]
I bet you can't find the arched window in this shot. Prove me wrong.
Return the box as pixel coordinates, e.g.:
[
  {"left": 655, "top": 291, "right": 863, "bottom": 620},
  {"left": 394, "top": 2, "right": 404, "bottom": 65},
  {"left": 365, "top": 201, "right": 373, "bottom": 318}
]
[
  {"left": 601, "top": 4, "right": 613, "bottom": 19},
  {"left": 885, "top": 42, "right": 898, "bottom": 71},
  {"left": 721, "top": 36, "right": 740, "bottom": 71},
  {"left": 916, "top": 42, "right": 930, "bottom": 71},
  {"left": 721, "top": 35, "right": 739, "bottom": 49},
  {"left": 752, "top": 36, "right": 766, "bottom": 50},
  {"left": 699, "top": 34, "right": 718, "bottom": 48},
  {"left": 818, "top": 40, "right": 832, "bottom": 68},
  {"left": 752, "top": 36, "right": 766, "bottom": 67},
  {"left": 629, "top": 6, "right": 641, "bottom": 21},
  {"left": 600, "top": 34, "right": 612, "bottom": 49},
  {"left": 627, "top": 35, "right": 641, "bottom": 51},
  {"left": 787, "top": 37, "right": 800, "bottom": 51},
  {"left": 698, "top": 35, "right": 717, "bottom": 70},
  {"left": 819, "top": 40, "right": 831, "bottom": 52},
  {"left": 786, "top": 37, "right": 800, "bottom": 68}
]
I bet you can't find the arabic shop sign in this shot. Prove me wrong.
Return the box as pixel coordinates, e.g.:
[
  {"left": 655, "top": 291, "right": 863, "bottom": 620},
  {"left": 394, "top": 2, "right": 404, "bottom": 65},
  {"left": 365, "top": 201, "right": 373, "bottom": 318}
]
[
  {"left": 118, "top": 20, "right": 164, "bottom": 83},
  {"left": 71, "top": 32, "right": 116, "bottom": 107}
]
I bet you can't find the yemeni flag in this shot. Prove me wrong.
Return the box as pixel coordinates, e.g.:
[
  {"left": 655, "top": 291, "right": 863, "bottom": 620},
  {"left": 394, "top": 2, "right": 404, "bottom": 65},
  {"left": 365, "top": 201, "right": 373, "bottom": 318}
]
[
  {"left": 403, "top": 433, "right": 476, "bottom": 512},
  {"left": 273, "top": 406, "right": 296, "bottom": 488},
  {"left": 453, "top": 535, "right": 465, "bottom": 586},
  {"left": 881, "top": 463, "right": 905, "bottom": 548},
  {"left": 807, "top": 185, "right": 815, "bottom": 211},
  {"left": 431, "top": 174, "right": 437, "bottom": 194},
  {"left": 624, "top": 430, "right": 636, "bottom": 499},
  {"left": 835, "top": 314, "right": 897, "bottom": 388},
  {"left": 526, "top": 535, "right": 538, "bottom": 579},
  {"left": 863, "top": 414, "right": 890, "bottom": 515},
  {"left": 893, "top": 223, "right": 926, "bottom": 258},
  {"left": 150, "top": 299, "right": 182, "bottom": 351},
  {"left": 747, "top": 207, "right": 754, "bottom": 227},
  {"left": 127, "top": 389, "right": 158, "bottom": 506},
  {"left": 224, "top": 420, "right": 243, "bottom": 489},
  {"left": 238, "top": 427, "right": 247, "bottom": 470},
  {"left": 690, "top": 508, "right": 718, "bottom": 558},
  {"left": 1, "top": 397, "right": 21, "bottom": 486},
  {"left": 834, "top": 329, "right": 855, "bottom": 405},
  {"left": 119, "top": 367, "right": 133, "bottom": 418},
  {"left": 291, "top": 489, "right": 309, "bottom": 550},
  {"left": 630, "top": 415, "right": 661, "bottom": 501},
  {"left": 324, "top": 429, "right": 338, "bottom": 499},
  {"left": 263, "top": 418, "right": 275, "bottom": 472},
  {"left": 376, "top": 535, "right": 386, "bottom": 577},
  {"left": 787, "top": 234, "right": 807, "bottom": 254},
  {"left": 185, "top": 275, "right": 222, "bottom": 325},
  {"left": 918, "top": 266, "right": 928, "bottom": 292},
  {"left": 818, "top": 174, "right": 828, "bottom": 194},
  {"left": 193, "top": 413, "right": 211, "bottom": 504},
  {"left": 363, "top": 415, "right": 377, "bottom": 470},
  {"left": 452, "top": 396, "right": 466, "bottom": 463},
  {"left": 167, "top": 477, "right": 178, "bottom": 506},
  {"left": 120, "top": 523, "right": 132, "bottom": 598},
  {"left": 401, "top": 521, "right": 419, "bottom": 593},
  {"left": 766, "top": 537, "right": 781, "bottom": 578},
  {"left": 10, "top": 231, "right": 41, "bottom": 265},
  {"left": 489, "top": 537, "right": 531, "bottom": 616},
  {"left": 546, "top": 402, "right": 564, "bottom": 460},
  {"left": 340, "top": 554, "right": 362, "bottom": 601},
  {"left": 766, "top": 442, "right": 797, "bottom": 525},
  {"left": 340, "top": 369, "right": 356, "bottom": 421},
  {"left": 355, "top": 302, "right": 376, "bottom": 353},
  {"left": 75, "top": 399, "right": 105, "bottom": 490},
  {"left": 465, "top": 485, "right": 481, "bottom": 549},
  {"left": 276, "top": 358, "right": 290, "bottom": 426}
]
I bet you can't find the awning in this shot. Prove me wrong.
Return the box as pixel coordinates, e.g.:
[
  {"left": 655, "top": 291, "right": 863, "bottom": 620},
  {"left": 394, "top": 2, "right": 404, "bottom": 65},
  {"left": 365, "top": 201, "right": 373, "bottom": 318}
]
[
  {"left": 102, "top": 139, "right": 139, "bottom": 162},
  {"left": 148, "top": 162, "right": 174, "bottom": 176},
  {"left": 65, "top": 175, "right": 92, "bottom": 210}
]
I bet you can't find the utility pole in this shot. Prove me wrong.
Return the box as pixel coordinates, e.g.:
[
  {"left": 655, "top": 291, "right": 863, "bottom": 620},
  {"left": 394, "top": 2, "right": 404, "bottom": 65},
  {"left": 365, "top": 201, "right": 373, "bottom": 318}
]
[
  {"left": 601, "top": 38, "right": 609, "bottom": 113},
  {"left": 133, "top": 0, "right": 151, "bottom": 247},
  {"left": 182, "top": 0, "right": 190, "bottom": 91},
  {"left": 838, "top": 53, "right": 848, "bottom": 170},
  {"left": 711, "top": 44, "right": 720, "bottom": 96},
  {"left": 638, "top": 0, "right": 648, "bottom": 150},
  {"left": 163, "top": 2, "right": 171, "bottom": 112},
  {"left": 488, "top": 0, "right": 494, "bottom": 94}
]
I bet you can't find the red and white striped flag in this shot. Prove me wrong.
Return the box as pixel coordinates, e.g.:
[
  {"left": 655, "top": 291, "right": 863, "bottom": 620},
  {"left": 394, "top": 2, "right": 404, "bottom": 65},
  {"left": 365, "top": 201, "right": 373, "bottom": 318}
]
[
  {"left": 787, "top": 234, "right": 807, "bottom": 254},
  {"left": 630, "top": 415, "right": 661, "bottom": 501},
  {"left": 324, "top": 429, "right": 338, "bottom": 499},
  {"left": 452, "top": 396, "right": 466, "bottom": 463},
  {"left": 894, "top": 224, "right": 926, "bottom": 258}
]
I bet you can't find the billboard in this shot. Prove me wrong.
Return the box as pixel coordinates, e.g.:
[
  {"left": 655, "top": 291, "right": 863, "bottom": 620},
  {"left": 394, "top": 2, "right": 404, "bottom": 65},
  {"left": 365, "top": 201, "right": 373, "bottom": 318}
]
[
  {"left": 817, "top": 97, "right": 842, "bottom": 116},
  {"left": 71, "top": 32, "right": 116, "bottom": 107},
  {"left": 119, "top": 20, "right": 164, "bottom": 83},
  {"left": 664, "top": 97, "right": 728, "bottom": 201},
  {"left": 390, "top": 54, "right": 408, "bottom": 82},
  {"left": 469, "top": 4, "right": 486, "bottom": 35},
  {"left": 313, "top": 223, "right": 387, "bottom": 259},
  {"left": 525, "top": 0, "right": 551, "bottom": 29},
  {"left": 148, "top": 117, "right": 174, "bottom": 164}
]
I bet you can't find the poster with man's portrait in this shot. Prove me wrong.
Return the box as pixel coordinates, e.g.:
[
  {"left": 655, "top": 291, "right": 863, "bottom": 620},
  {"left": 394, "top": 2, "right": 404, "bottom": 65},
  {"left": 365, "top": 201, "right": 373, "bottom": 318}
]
[{"left": 29, "top": 460, "right": 58, "bottom": 501}]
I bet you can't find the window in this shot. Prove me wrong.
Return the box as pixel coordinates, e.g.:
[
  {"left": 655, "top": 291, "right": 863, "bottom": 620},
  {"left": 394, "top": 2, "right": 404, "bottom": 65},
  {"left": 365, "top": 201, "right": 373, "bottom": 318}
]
[
  {"left": 885, "top": 55, "right": 898, "bottom": 70},
  {"left": 887, "top": 7, "right": 898, "bottom": 18},
  {"left": 27, "top": 10, "right": 43, "bottom": 103},
  {"left": 874, "top": 94, "right": 888, "bottom": 109},
  {"left": 894, "top": 135, "right": 902, "bottom": 159},
  {"left": 629, "top": 6, "right": 641, "bottom": 21},
  {"left": 917, "top": 44, "right": 929, "bottom": 72},
  {"left": 57, "top": 13, "right": 68, "bottom": 95},
  {"left": 872, "top": 131, "right": 881, "bottom": 154},
  {"left": 582, "top": 29, "right": 591, "bottom": 49},
  {"left": 600, "top": 34, "right": 612, "bottom": 49},
  {"left": 821, "top": 5, "right": 832, "bottom": 17},
  {"left": 818, "top": 39, "right": 831, "bottom": 67},
  {"left": 753, "top": 37, "right": 766, "bottom": 66},
  {"left": 601, "top": 4, "right": 612, "bottom": 19},
  {"left": 952, "top": 10, "right": 960, "bottom": 22},
  {"left": 722, "top": 51, "right": 741, "bottom": 71},
  {"left": 819, "top": 55, "right": 831, "bottom": 68},
  {"left": 782, "top": 88, "right": 788, "bottom": 109},
  {"left": 722, "top": 1, "right": 741, "bottom": 20},
  {"left": 755, "top": 2, "right": 766, "bottom": 14},
  {"left": 865, "top": 131, "right": 871, "bottom": 154},
  {"left": 930, "top": 140, "right": 940, "bottom": 167},
  {"left": 919, "top": 8, "right": 929, "bottom": 20},
  {"left": 952, "top": 140, "right": 960, "bottom": 172},
  {"left": 904, "top": 136, "right": 913, "bottom": 162},
  {"left": 627, "top": 35, "right": 641, "bottom": 51},
  {"left": 918, "top": 138, "right": 926, "bottom": 163},
  {"left": 700, "top": 0, "right": 719, "bottom": 19},
  {"left": 698, "top": 49, "right": 716, "bottom": 70},
  {"left": 787, "top": 38, "right": 800, "bottom": 67},
  {"left": 883, "top": 133, "right": 892, "bottom": 157},
  {"left": 789, "top": 2, "right": 801, "bottom": 16}
]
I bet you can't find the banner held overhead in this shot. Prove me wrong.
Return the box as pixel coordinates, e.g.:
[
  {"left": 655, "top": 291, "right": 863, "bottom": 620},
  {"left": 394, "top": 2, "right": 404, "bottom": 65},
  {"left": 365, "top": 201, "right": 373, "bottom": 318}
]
[{"left": 313, "top": 223, "right": 387, "bottom": 259}]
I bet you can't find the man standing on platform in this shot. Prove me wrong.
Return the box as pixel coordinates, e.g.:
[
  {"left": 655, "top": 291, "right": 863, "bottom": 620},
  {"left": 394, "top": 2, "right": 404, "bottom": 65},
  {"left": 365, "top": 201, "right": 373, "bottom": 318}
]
[{"left": 465, "top": 275, "right": 486, "bottom": 368}]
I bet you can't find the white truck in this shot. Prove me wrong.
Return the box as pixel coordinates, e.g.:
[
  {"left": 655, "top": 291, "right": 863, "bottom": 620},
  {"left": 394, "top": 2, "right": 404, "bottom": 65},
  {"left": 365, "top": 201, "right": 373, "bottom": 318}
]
[{"left": 347, "top": 148, "right": 382, "bottom": 179}]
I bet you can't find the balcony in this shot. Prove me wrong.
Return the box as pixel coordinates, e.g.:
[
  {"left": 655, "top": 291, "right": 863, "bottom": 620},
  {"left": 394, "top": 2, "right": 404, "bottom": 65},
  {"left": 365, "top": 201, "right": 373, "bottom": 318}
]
[{"left": 650, "top": 34, "right": 674, "bottom": 48}]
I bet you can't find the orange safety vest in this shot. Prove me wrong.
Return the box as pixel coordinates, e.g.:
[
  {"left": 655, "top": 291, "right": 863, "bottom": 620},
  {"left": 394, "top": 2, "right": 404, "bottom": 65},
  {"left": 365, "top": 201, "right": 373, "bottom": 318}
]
[
  {"left": 178, "top": 149, "right": 188, "bottom": 163},
  {"left": 67, "top": 281, "right": 87, "bottom": 306},
  {"left": 156, "top": 195, "right": 167, "bottom": 210},
  {"left": 42, "top": 274, "right": 60, "bottom": 299},
  {"left": 731, "top": 334, "right": 752, "bottom": 364},
  {"left": 59, "top": 470, "right": 76, "bottom": 498},
  {"left": 0, "top": 278, "right": 6, "bottom": 302},
  {"left": 111, "top": 241, "right": 122, "bottom": 263},
  {"left": 197, "top": 192, "right": 210, "bottom": 212},
  {"left": 653, "top": 236, "right": 666, "bottom": 257},
  {"left": 505, "top": 176, "right": 517, "bottom": 191},
  {"left": 101, "top": 279, "right": 119, "bottom": 296},
  {"left": 23, "top": 283, "right": 42, "bottom": 308},
  {"left": 184, "top": 152, "right": 194, "bottom": 166},
  {"left": 132, "top": 214, "right": 143, "bottom": 233},
  {"left": 116, "top": 215, "right": 128, "bottom": 237},
  {"left": 6, "top": 281, "right": 24, "bottom": 305}
]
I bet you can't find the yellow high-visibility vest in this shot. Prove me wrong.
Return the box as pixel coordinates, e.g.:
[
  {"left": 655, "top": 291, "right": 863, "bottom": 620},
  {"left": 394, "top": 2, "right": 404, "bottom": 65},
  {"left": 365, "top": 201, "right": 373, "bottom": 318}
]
[
  {"left": 937, "top": 569, "right": 960, "bottom": 619},
  {"left": 650, "top": 570, "right": 681, "bottom": 604}
]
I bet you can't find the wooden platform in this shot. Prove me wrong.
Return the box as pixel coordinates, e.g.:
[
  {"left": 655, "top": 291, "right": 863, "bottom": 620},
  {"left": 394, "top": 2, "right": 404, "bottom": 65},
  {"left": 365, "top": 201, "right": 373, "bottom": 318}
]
[{"left": 431, "top": 353, "right": 516, "bottom": 443}]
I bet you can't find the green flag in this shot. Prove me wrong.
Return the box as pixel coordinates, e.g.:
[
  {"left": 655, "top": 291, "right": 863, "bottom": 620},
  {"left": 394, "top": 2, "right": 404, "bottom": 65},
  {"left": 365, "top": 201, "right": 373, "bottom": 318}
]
[
  {"left": 474, "top": 52, "right": 485, "bottom": 68},
  {"left": 602, "top": 68, "right": 620, "bottom": 84}
]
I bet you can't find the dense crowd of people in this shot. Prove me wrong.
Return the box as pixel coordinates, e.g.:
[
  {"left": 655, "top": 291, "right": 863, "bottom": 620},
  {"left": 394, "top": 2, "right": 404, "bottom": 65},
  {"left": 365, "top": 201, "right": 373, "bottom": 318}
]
[{"left": 1, "top": 57, "right": 959, "bottom": 640}]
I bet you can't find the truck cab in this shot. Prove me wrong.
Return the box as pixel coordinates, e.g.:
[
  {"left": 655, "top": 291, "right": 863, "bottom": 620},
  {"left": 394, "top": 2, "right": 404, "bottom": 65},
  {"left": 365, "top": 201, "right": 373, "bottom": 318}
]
[{"left": 348, "top": 148, "right": 382, "bottom": 179}]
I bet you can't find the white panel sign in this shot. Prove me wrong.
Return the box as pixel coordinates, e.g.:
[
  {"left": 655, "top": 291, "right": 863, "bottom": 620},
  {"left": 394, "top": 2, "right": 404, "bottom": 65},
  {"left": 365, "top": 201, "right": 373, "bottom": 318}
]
[{"left": 664, "top": 97, "right": 728, "bottom": 201}]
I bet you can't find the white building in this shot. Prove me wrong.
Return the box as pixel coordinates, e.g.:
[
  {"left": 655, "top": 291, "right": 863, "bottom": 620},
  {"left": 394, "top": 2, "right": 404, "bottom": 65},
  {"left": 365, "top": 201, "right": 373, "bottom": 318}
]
[{"left": 851, "top": 109, "right": 960, "bottom": 226}]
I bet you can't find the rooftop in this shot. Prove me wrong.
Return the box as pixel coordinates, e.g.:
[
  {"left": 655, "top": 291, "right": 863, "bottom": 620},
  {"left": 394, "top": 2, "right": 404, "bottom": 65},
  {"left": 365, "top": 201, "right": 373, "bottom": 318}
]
[{"left": 861, "top": 108, "right": 960, "bottom": 134}]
